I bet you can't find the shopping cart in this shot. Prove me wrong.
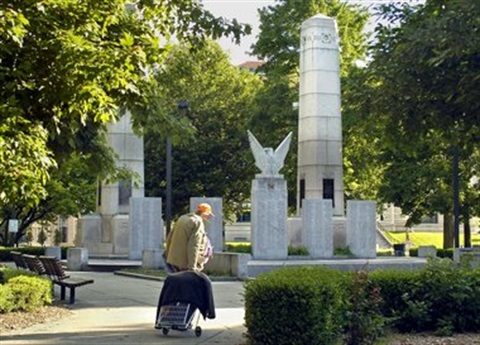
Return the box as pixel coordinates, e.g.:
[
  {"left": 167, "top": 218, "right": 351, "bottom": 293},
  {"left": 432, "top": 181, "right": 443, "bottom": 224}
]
[
  {"left": 154, "top": 271, "right": 215, "bottom": 337},
  {"left": 156, "top": 301, "right": 202, "bottom": 336}
]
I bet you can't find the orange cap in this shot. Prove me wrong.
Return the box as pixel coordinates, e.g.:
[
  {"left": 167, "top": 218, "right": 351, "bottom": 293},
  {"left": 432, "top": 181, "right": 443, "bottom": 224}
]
[{"left": 196, "top": 203, "right": 215, "bottom": 217}]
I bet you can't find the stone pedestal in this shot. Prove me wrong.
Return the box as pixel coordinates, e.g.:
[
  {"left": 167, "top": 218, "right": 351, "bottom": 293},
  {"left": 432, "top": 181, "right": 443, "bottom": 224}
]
[
  {"left": 288, "top": 217, "right": 302, "bottom": 247},
  {"left": 333, "top": 216, "right": 347, "bottom": 249},
  {"left": 347, "top": 200, "right": 376, "bottom": 259},
  {"left": 45, "top": 246, "right": 61, "bottom": 260},
  {"left": 142, "top": 249, "right": 164, "bottom": 269},
  {"left": 454, "top": 247, "right": 480, "bottom": 267},
  {"left": 303, "top": 198, "right": 333, "bottom": 258},
  {"left": 112, "top": 215, "right": 130, "bottom": 255},
  {"left": 129, "top": 197, "right": 163, "bottom": 260},
  {"left": 251, "top": 177, "right": 288, "bottom": 259},
  {"left": 190, "top": 197, "right": 223, "bottom": 252},
  {"left": 67, "top": 247, "right": 89, "bottom": 271}
]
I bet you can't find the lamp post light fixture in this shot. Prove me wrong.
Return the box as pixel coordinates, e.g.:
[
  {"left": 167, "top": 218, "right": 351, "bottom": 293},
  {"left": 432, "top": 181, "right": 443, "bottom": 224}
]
[{"left": 165, "top": 101, "right": 189, "bottom": 236}]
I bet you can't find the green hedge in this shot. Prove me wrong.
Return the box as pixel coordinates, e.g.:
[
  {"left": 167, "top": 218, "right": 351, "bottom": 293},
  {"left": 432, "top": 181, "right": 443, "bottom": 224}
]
[
  {"left": 0, "top": 246, "right": 72, "bottom": 261},
  {"left": 371, "top": 259, "right": 480, "bottom": 334},
  {"left": 409, "top": 247, "right": 454, "bottom": 259},
  {"left": 244, "top": 259, "right": 480, "bottom": 343},
  {"left": 0, "top": 266, "right": 38, "bottom": 284},
  {"left": 0, "top": 272, "right": 53, "bottom": 313},
  {"left": 245, "top": 266, "right": 349, "bottom": 345}
]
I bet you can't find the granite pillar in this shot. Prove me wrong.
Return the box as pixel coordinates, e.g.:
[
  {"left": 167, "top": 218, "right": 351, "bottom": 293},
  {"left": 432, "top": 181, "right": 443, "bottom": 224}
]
[
  {"left": 251, "top": 177, "right": 288, "bottom": 259},
  {"left": 129, "top": 197, "right": 163, "bottom": 260},
  {"left": 302, "top": 198, "right": 333, "bottom": 258},
  {"left": 347, "top": 200, "right": 376, "bottom": 258}
]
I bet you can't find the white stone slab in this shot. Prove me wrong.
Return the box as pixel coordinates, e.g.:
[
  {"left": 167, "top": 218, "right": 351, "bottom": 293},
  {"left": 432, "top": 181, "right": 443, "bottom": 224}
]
[
  {"left": 347, "top": 200, "right": 376, "bottom": 258},
  {"left": 251, "top": 177, "right": 288, "bottom": 259},
  {"left": 129, "top": 197, "right": 163, "bottom": 260},
  {"left": 302, "top": 199, "right": 333, "bottom": 258},
  {"left": 112, "top": 215, "right": 130, "bottom": 255}
]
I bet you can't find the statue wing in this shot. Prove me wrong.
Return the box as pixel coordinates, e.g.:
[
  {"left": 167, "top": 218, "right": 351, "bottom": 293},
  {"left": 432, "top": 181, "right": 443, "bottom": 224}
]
[
  {"left": 247, "top": 130, "right": 266, "bottom": 172},
  {"left": 273, "top": 132, "right": 293, "bottom": 172}
]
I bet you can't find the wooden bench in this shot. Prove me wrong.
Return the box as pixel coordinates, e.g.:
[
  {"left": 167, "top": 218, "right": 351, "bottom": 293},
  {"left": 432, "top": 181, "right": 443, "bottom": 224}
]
[
  {"left": 39, "top": 256, "right": 94, "bottom": 304},
  {"left": 22, "top": 254, "right": 46, "bottom": 275},
  {"left": 10, "top": 251, "right": 28, "bottom": 270}
]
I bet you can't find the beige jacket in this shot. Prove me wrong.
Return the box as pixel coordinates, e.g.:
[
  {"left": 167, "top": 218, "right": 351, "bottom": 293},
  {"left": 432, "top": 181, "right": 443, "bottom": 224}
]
[{"left": 165, "top": 213, "right": 207, "bottom": 271}]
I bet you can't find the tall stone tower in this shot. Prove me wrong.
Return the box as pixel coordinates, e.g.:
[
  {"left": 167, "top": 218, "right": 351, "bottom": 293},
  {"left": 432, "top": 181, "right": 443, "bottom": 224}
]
[
  {"left": 297, "top": 14, "right": 344, "bottom": 216},
  {"left": 77, "top": 111, "right": 145, "bottom": 256}
]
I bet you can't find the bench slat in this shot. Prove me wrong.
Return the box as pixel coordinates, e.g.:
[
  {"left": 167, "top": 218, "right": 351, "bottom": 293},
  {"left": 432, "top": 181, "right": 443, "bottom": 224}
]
[{"left": 39, "top": 255, "right": 94, "bottom": 304}]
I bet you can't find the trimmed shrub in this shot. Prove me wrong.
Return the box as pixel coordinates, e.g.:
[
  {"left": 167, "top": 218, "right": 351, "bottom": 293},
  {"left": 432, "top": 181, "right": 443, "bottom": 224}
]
[
  {"left": 343, "top": 270, "right": 385, "bottom": 345},
  {"left": 0, "top": 284, "right": 15, "bottom": 312},
  {"left": 370, "top": 268, "right": 426, "bottom": 332},
  {"left": 245, "top": 266, "right": 349, "bottom": 345},
  {"left": 5, "top": 275, "right": 52, "bottom": 312},
  {"left": 409, "top": 247, "right": 454, "bottom": 259},
  {"left": 0, "top": 247, "right": 45, "bottom": 261},
  {"left": 226, "top": 243, "right": 251, "bottom": 254},
  {"left": 416, "top": 258, "right": 480, "bottom": 333},
  {"left": 437, "top": 248, "right": 454, "bottom": 259},
  {"left": 0, "top": 267, "right": 37, "bottom": 284},
  {"left": 0, "top": 246, "right": 72, "bottom": 261},
  {"left": 371, "top": 259, "right": 480, "bottom": 334},
  {"left": 288, "top": 245, "right": 309, "bottom": 256}
]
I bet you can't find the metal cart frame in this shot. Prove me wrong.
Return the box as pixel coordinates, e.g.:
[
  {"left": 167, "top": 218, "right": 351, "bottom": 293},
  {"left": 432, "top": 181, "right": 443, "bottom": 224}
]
[{"left": 155, "top": 302, "right": 202, "bottom": 337}]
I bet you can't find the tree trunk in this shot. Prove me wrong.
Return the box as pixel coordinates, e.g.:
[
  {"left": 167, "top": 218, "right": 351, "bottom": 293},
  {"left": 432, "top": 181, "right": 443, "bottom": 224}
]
[
  {"left": 443, "top": 211, "right": 454, "bottom": 249},
  {"left": 464, "top": 211, "right": 471, "bottom": 248}
]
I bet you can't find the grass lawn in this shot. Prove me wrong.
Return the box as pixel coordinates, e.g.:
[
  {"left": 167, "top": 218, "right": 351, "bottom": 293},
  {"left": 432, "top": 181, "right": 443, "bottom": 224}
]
[{"left": 385, "top": 231, "right": 480, "bottom": 248}]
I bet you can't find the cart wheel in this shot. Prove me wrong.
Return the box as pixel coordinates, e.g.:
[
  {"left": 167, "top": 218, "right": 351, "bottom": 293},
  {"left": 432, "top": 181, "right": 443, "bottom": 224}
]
[
  {"left": 195, "top": 326, "right": 202, "bottom": 337},
  {"left": 162, "top": 327, "right": 169, "bottom": 335}
]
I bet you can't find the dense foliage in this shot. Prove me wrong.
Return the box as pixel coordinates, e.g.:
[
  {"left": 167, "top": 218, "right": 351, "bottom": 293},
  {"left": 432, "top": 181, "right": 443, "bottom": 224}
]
[
  {"left": 0, "top": 0, "right": 250, "bottom": 245},
  {"left": 365, "top": 0, "right": 480, "bottom": 246},
  {"left": 0, "top": 272, "right": 53, "bottom": 313},
  {"left": 145, "top": 40, "right": 261, "bottom": 219},
  {"left": 245, "top": 260, "right": 480, "bottom": 344}
]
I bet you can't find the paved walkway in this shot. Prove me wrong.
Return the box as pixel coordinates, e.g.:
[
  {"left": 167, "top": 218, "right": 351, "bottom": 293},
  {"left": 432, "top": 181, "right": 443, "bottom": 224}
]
[{"left": 1, "top": 271, "right": 247, "bottom": 345}]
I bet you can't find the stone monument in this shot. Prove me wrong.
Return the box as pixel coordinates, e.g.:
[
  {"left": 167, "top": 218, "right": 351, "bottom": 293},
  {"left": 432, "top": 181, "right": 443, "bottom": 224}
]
[
  {"left": 76, "top": 111, "right": 145, "bottom": 256},
  {"left": 297, "top": 14, "right": 345, "bottom": 217},
  {"left": 248, "top": 131, "right": 292, "bottom": 260}
]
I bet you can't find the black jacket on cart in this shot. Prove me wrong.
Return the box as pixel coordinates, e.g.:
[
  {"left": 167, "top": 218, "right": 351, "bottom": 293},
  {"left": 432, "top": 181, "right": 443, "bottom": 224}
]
[{"left": 157, "top": 271, "right": 216, "bottom": 319}]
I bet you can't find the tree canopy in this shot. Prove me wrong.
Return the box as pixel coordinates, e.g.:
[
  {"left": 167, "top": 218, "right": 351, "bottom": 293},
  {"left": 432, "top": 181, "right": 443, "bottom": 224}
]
[
  {"left": 145, "top": 40, "right": 262, "bottom": 220},
  {"left": 0, "top": 0, "right": 250, "bottom": 245},
  {"left": 366, "top": 0, "right": 480, "bottom": 246}
]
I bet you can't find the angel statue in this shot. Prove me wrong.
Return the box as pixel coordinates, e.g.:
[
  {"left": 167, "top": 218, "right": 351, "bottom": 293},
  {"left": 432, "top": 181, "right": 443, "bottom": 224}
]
[{"left": 247, "top": 130, "right": 293, "bottom": 177}]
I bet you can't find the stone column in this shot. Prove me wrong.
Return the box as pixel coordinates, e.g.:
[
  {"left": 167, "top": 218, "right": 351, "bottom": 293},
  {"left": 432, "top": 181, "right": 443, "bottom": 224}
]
[
  {"left": 302, "top": 198, "right": 333, "bottom": 258},
  {"left": 347, "top": 200, "right": 376, "bottom": 258},
  {"left": 190, "top": 197, "right": 223, "bottom": 252},
  {"left": 251, "top": 177, "right": 288, "bottom": 259},
  {"left": 129, "top": 197, "right": 163, "bottom": 260},
  {"left": 297, "top": 14, "right": 344, "bottom": 216}
]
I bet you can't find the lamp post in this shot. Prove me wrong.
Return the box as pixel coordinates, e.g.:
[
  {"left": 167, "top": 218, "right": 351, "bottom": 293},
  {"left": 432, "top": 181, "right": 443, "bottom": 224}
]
[
  {"left": 453, "top": 145, "right": 460, "bottom": 248},
  {"left": 165, "top": 101, "right": 189, "bottom": 236}
]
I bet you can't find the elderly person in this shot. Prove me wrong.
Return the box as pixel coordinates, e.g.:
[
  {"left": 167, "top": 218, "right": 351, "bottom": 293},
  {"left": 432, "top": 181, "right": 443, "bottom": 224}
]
[{"left": 164, "top": 203, "right": 214, "bottom": 272}]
